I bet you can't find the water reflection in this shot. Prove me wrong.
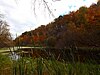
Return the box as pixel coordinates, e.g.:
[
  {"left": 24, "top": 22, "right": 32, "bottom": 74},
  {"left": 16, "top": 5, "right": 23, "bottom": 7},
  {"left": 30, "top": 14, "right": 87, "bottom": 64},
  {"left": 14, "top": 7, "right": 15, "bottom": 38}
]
[{"left": 9, "top": 52, "right": 20, "bottom": 60}]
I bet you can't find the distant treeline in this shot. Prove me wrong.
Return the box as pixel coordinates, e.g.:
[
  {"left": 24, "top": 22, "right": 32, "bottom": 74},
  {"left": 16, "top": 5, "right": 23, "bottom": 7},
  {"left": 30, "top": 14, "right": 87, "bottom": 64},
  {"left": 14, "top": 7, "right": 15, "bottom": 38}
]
[{"left": 14, "top": 1, "right": 100, "bottom": 48}]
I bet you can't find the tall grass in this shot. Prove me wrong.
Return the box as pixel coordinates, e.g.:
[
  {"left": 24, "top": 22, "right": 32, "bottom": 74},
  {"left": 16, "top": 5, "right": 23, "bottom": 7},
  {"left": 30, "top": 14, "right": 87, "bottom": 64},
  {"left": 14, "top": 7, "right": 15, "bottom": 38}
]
[
  {"left": 0, "top": 53, "right": 100, "bottom": 75},
  {"left": 0, "top": 54, "right": 12, "bottom": 75}
]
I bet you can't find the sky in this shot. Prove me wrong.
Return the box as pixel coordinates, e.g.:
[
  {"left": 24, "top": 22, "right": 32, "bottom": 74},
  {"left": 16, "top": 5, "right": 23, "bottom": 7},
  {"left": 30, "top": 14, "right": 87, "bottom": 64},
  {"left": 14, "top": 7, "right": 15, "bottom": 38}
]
[{"left": 0, "top": 0, "right": 97, "bottom": 38}]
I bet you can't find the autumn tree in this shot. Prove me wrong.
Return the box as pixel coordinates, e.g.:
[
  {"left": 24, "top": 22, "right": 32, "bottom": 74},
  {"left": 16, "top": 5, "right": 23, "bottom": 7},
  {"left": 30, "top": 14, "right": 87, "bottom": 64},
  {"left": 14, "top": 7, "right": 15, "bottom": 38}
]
[
  {"left": 97, "top": 0, "right": 100, "bottom": 6},
  {"left": 14, "top": 0, "right": 100, "bottom": 47},
  {"left": 46, "top": 36, "right": 56, "bottom": 47}
]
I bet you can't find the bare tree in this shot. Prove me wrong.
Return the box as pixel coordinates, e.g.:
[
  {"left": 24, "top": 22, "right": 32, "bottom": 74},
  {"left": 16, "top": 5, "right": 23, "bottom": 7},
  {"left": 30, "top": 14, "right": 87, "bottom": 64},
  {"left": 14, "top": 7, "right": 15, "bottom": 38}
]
[
  {"left": 15, "top": 0, "right": 61, "bottom": 17},
  {"left": 32, "top": 0, "right": 55, "bottom": 17},
  {"left": 0, "top": 16, "right": 12, "bottom": 48}
]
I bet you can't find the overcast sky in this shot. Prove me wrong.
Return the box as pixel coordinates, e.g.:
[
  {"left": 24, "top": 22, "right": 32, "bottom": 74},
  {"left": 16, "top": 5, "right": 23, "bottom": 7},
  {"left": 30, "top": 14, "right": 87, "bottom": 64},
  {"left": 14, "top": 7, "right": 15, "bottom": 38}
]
[{"left": 0, "top": 0, "right": 97, "bottom": 38}]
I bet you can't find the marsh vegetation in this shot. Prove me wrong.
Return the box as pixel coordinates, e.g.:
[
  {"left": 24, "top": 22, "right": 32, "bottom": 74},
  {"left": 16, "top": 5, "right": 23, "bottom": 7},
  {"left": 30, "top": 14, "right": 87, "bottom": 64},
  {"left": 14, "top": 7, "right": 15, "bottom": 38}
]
[{"left": 0, "top": 0, "right": 100, "bottom": 75}]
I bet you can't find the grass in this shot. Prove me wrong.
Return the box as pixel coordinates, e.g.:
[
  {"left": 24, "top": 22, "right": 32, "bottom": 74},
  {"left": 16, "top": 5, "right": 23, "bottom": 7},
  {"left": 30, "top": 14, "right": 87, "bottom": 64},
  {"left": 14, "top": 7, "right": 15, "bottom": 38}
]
[
  {"left": 0, "top": 53, "right": 100, "bottom": 75},
  {"left": 0, "top": 54, "right": 12, "bottom": 75},
  {"left": 0, "top": 46, "right": 100, "bottom": 75}
]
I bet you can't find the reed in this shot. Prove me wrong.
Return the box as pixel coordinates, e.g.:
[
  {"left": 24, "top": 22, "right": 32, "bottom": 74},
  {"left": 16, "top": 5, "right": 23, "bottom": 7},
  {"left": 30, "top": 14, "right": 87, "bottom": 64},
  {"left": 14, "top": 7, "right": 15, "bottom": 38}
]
[{"left": 0, "top": 53, "right": 100, "bottom": 75}]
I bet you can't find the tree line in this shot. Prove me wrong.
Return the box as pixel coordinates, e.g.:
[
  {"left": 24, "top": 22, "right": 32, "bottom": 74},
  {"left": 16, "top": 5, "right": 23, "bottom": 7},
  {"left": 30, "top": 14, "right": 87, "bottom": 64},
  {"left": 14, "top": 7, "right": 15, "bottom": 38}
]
[{"left": 14, "top": 1, "right": 100, "bottom": 48}]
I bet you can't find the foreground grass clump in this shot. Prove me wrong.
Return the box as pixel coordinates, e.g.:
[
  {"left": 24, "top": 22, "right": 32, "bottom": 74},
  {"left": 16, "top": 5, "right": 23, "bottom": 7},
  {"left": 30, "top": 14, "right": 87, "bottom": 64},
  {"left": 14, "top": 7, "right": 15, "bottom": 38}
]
[
  {"left": 0, "top": 54, "right": 12, "bottom": 75},
  {"left": 0, "top": 54, "right": 100, "bottom": 75}
]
